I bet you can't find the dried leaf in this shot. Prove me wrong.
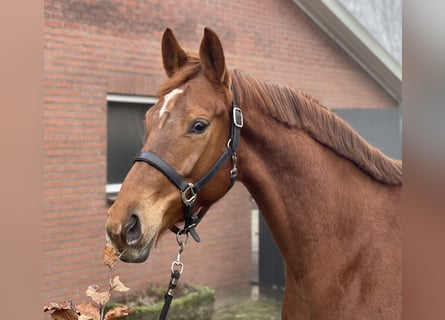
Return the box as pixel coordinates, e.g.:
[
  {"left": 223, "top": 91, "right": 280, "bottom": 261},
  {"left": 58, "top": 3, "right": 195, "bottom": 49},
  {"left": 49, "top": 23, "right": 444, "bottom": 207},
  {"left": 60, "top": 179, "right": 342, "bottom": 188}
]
[
  {"left": 44, "top": 300, "right": 79, "bottom": 320},
  {"left": 44, "top": 300, "right": 76, "bottom": 312},
  {"left": 49, "top": 310, "right": 79, "bottom": 320},
  {"left": 103, "top": 244, "right": 118, "bottom": 268},
  {"left": 104, "top": 306, "right": 134, "bottom": 320},
  {"left": 110, "top": 276, "right": 130, "bottom": 293},
  {"left": 86, "top": 285, "right": 110, "bottom": 306},
  {"left": 76, "top": 302, "right": 100, "bottom": 320}
]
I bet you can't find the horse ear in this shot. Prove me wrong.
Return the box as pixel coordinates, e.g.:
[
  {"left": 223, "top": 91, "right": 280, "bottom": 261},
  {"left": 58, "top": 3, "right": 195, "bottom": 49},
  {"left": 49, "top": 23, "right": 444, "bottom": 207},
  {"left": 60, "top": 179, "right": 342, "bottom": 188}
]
[
  {"left": 199, "top": 27, "right": 227, "bottom": 84},
  {"left": 162, "top": 28, "right": 188, "bottom": 77}
]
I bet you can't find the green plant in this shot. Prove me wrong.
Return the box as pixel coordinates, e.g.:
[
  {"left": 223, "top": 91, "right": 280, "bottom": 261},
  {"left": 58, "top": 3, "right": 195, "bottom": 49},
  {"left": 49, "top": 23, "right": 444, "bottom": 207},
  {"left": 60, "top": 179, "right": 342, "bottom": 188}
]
[{"left": 106, "top": 285, "right": 215, "bottom": 320}]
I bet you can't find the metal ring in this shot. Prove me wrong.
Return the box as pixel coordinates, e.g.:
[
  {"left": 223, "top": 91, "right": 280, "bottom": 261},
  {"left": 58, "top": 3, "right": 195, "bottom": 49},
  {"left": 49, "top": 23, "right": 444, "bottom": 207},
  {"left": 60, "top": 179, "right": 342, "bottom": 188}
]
[
  {"left": 176, "top": 230, "right": 189, "bottom": 247},
  {"left": 226, "top": 139, "right": 233, "bottom": 149},
  {"left": 171, "top": 261, "right": 184, "bottom": 274},
  {"left": 181, "top": 183, "right": 197, "bottom": 206}
]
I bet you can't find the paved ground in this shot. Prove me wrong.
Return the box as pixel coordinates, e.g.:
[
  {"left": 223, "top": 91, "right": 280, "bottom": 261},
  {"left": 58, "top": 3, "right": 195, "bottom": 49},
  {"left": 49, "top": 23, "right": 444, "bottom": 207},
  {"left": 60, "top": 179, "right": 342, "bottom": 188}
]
[
  {"left": 212, "top": 299, "right": 282, "bottom": 320},
  {"left": 212, "top": 209, "right": 282, "bottom": 319}
]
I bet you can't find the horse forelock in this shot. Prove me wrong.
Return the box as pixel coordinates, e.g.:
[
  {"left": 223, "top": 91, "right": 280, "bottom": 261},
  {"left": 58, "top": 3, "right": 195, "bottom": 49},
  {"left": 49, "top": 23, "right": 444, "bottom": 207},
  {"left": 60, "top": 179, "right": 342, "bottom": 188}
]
[
  {"left": 157, "top": 52, "right": 230, "bottom": 98},
  {"left": 157, "top": 53, "right": 202, "bottom": 98},
  {"left": 231, "top": 69, "right": 402, "bottom": 185}
]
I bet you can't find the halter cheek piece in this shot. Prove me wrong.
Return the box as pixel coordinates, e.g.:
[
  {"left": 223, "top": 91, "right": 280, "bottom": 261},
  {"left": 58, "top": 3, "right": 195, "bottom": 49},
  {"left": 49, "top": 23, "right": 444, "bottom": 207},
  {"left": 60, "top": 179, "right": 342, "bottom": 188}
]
[{"left": 133, "top": 84, "right": 243, "bottom": 242}]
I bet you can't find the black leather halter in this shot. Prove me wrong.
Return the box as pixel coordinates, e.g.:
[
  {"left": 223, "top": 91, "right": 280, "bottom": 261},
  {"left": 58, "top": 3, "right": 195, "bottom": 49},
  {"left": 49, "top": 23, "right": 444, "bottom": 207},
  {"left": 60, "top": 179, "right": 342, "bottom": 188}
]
[{"left": 133, "top": 83, "right": 243, "bottom": 242}]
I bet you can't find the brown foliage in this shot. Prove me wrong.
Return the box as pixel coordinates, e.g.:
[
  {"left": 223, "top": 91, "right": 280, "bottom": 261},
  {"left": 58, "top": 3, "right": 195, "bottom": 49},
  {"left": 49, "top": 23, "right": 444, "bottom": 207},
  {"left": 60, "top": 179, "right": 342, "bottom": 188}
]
[{"left": 44, "top": 245, "right": 133, "bottom": 320}]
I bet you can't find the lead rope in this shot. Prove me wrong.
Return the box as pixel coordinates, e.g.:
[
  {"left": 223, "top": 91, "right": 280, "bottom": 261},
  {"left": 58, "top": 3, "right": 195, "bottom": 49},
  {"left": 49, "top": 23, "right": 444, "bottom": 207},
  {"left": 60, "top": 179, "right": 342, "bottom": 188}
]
[{"left": 158, "top": 232, "right": 188, "bottom": 320}]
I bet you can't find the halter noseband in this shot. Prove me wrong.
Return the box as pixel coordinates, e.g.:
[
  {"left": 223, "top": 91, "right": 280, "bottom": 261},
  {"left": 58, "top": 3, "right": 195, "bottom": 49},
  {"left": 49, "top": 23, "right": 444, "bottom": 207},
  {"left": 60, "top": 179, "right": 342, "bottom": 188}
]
[{"left": 133, "top": 83, "right": 243, "bottom": 242}]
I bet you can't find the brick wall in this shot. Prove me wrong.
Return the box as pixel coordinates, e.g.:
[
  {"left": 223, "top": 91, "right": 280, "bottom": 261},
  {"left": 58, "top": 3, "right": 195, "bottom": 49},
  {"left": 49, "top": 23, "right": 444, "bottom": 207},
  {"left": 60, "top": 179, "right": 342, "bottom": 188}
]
[{"left": 44, "top": 0, "right": 396, "bottom": 306}]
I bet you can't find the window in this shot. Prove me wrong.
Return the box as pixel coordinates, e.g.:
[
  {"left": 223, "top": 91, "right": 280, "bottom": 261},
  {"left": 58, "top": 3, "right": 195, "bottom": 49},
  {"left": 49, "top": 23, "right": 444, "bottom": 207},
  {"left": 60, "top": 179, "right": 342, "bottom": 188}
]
[
  {"left": 333, "top": 108, "right": 401, "bottom": 160},
  {"left": 106, "top": 94, "right": 157, "bottom": 201}
]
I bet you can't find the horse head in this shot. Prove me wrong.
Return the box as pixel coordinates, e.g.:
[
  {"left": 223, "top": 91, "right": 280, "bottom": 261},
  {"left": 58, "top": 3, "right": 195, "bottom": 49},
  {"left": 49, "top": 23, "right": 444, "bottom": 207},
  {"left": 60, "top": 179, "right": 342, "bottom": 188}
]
[{"left": 105, "top": 28, "right": 238, "bottom": 263}]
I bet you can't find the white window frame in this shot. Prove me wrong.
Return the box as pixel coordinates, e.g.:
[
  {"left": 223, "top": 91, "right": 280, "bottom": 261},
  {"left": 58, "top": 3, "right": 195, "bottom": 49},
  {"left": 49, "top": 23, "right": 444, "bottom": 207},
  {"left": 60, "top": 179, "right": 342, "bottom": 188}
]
[{"left": 106, "top": 94, "right": 158, "bottom": 197}]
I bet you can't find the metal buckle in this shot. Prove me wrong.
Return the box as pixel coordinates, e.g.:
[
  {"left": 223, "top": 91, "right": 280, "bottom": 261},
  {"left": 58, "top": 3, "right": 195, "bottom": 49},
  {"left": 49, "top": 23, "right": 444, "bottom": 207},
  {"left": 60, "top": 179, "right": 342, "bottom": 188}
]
[
  {"left": 230, "top": 167, "right": 238, "bottom": 179},
  {"left": 233, "top": 107, "right": 243, "bottom": 128},
  {"left": 230, "top": 153, "right": 238, "bottom": 179},
  {"left": 181, "top": 183, "right": 197, "bottom": 206}
]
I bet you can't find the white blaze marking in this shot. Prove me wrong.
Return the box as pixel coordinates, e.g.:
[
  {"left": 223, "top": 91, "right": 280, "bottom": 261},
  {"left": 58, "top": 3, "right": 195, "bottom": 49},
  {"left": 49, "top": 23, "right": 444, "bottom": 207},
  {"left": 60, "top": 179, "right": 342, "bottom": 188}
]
[
  {"left": 159, "top": 88, "right": 183, "bottom": 118},
  {"left": 116, "top": 223, "right": 122, "bottom": 235}
]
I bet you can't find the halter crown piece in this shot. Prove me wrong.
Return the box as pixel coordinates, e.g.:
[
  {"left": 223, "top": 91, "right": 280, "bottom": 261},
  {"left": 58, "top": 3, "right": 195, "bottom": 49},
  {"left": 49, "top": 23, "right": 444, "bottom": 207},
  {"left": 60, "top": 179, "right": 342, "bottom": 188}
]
[{"left": 133, "top": 83, "right": 243, "bottom": 242}]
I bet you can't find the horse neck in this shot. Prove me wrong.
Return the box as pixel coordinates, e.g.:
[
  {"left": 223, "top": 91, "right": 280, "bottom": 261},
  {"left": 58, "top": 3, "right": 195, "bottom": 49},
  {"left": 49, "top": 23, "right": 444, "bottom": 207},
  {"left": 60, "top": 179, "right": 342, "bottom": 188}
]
[{"left": 236, "top": 103, "right": 401, "bottom": 278}]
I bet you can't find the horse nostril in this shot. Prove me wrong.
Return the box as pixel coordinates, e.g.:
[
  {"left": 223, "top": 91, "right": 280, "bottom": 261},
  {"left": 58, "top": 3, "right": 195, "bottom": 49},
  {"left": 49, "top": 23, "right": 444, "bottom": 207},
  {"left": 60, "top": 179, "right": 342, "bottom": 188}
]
[{"left": 126, "top": 214, "right": 142, "bottom": 245}]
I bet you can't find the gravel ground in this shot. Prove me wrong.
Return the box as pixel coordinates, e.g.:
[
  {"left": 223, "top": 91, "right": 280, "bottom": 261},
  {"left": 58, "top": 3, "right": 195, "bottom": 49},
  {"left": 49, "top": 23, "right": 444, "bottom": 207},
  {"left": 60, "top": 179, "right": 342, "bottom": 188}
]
[{"left": 212, "top": 299, "right": 282, "bottom": 320}]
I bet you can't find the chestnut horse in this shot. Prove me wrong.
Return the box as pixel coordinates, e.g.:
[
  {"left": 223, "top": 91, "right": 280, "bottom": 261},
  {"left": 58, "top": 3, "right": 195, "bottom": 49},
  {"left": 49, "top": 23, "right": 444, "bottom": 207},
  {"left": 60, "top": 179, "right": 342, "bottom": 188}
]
[{"left": 106, "top": 28, "right": 402, "bottom": 319}]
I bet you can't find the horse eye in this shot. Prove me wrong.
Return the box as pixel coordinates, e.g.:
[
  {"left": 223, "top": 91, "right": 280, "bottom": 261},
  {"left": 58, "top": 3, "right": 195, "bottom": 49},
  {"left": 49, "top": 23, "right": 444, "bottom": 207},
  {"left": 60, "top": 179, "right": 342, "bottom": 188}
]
[{"left": 189, "top": 120, "right": 209, "bottom": 134}]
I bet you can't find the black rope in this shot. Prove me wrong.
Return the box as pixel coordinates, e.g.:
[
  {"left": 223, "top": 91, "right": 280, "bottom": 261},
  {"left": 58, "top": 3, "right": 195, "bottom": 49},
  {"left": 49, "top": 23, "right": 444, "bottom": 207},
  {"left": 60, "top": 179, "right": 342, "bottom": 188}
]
[{"left": 158, "top": 270, "right": 181, "bottom": 320}]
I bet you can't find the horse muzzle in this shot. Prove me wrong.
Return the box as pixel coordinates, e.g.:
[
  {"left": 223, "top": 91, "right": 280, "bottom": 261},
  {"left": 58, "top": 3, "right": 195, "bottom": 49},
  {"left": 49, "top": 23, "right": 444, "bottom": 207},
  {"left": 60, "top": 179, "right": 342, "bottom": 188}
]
[
  {"left": 105, "top": 213, "right": 157, "bottom": 263},
  {"left": 118, "top": 237, "right": 154, "bottom": 263}
]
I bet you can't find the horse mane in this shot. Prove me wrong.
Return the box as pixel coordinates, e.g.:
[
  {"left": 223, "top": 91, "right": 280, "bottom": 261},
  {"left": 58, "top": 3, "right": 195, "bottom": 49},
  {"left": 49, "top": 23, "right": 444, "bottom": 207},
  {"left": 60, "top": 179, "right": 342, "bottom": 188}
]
[
  {"left": 156, "top": 55, "right": 402, "bottom": 185},
  {"left": 231, "top": 69, "right": 402, "bottom": 185}
]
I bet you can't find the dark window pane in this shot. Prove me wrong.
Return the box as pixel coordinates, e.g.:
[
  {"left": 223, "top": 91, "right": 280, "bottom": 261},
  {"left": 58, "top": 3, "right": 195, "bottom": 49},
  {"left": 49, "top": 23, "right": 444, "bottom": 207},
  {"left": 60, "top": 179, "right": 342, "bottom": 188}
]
[
  {"left": 107, "top": 101, "right": 152, "bottom": 184},
  {"left": 333, "top": 108, "right": 401, "bottom": 160}
]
